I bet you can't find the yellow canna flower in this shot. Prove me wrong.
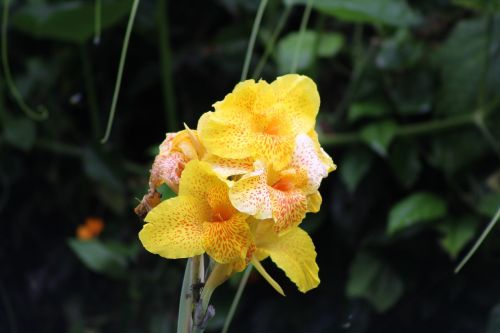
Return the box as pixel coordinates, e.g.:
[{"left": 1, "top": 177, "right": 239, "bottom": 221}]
[
  {"left": 197, "top": 74, "right": 320, "bottom": 170},
  {"left": 229, "top": 133, "right": 335, "bottom": 233},
  {"left": 139, "top": 160, "right": 251, "bottom": 263}
]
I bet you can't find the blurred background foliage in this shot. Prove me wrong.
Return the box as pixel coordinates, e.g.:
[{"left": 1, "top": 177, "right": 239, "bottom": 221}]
[{"left": 1, "top": 0, "right": 500, "bottom": 332}]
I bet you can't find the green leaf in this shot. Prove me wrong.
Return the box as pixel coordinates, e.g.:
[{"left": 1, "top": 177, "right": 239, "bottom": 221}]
[
  {"left": 157, "top": 183, "right": 176, "bottom": 201},
  {"left": 3, "top": 116, "right": 36, "bottom": 151},
  {"left": 346, "top": 251, "right": 404, "bottom": 312},
  {"left": 385, "top": 70, "right": 433, "bottom": 115},
  {"left": 276, "top": 30, "right": 344, "bottom": 73},
  {"left": 12, "top": 0, "right": 133, "bottom": 43},
  {"left": 453, "top": 0, "right": 500, "bottom": 13},
  {"left": 428, "top": 129, "right": 489, "bottom": 176},
  {"left": 375, "top": 29, "right": 423, "bottom": 70},
  {"left": 360, "top": 120, "right": 398, "bottom": 156},
  {"left": 478, "top": 193, "right": 500, "bottom": 218},
  {"left": 83, "top": 149, "right": 123, "bottom": 192},
  {"left": 68, "top": 238, "right": 127, "bottom": 278},
  {"left": 348, "top": 102, "right": 389, "bottom": 123},
  {"left": 389, "top": 140, "right": 421, "bottom": 189},
  {"left": 438, "top": 216, "right": 477, "bottom": 259},
  {"left": 434, "top": 16, "right": 500, "bottom": 115},
  {"left": 286, "top": 0, "right": 421, "bottom": 27},
  {"left": 388, "top": 192, "right": 447, "bottom": 235},
  {"left": 339, "top": 148, "right": 374, "bottom": 193}
]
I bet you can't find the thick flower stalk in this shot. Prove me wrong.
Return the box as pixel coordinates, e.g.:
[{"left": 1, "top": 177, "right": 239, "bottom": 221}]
[{"left": 135, "top": 74, "right": 336, "bottom": 331}]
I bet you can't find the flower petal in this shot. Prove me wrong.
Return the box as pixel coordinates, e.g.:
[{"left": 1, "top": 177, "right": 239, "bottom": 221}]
[
  {"left": 259, "top": 225, "right": 320, "bottom": 293},
  {"left": 202, "top": 212, "right": 251, "bottom": 263},
  {"left": 179, "top": 160, "right": 233, "bottom": 213},
  {"left": 271, "top": 74, "right": 320, "bottom": 134},
  {"left": 139, "top": 196, "right": 208, "bottom": 259},
  {"left": 197, "top": 111, "right": 254, "bottom": 160},
  {"left": 252, "top": 132, "right": 295, "bottom": 170},
  {"left": 292, "top": 133, "right": 333, "bottom": 193},
  {"left": 308, "top": 130, "right": 336, "bottom": 173},
  {"left": 251, "top": 257, "right": 285, "bottom": 296},
  {"left": 203, "top": 154, "right": 254, "bottom": 178},
  {"left": 269, "top": 187, "right": 308, "bottom": 233},
  {"left": 229, "top": 162, "right": 272, "bottom": 219},
  {"left": 306, "top": 191, "right": 322, "bottom": 213}
]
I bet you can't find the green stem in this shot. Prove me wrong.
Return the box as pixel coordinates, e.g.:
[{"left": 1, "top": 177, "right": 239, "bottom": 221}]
[
  {"left": 241, "top": 0, "right": 269, "bottom": 81},
  {"left": 191, "top": 255, "right": 206, "bottom": 332},
  {"left": 94, "top": 0, "right": 102, "bottom": 45},
  {"left": 156, "top": 0, "right": 178, "bottom": 131},
  {"left": 455, "top": 207, "right": 500, "bottom": 273},
  {"left": 100, "top": 0, "right": 140, "bottom": 143},
  {"left": 221, "top": 265, "right": 253, "bottom": 333},
  {"left": 290, "top": 0, "right": 314, "bottom": 73},
  {"left": 320, "top": 113, "right": 475, "bottom": 147},
  {"left": 80, "top": 46, "right": 101, "bottom": 138},
  {"left": 1, "top": 0, "right": 48, "bottom": 120},
  {"left": 252, "top": 5, "right": 292, "bottom": 79},
  {"left": 178, "top": 258, "right": 193, "bottom": 333}
]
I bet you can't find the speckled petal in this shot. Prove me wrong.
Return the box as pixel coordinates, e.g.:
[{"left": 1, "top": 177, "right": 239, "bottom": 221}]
[
  {"left": 269, "top": 187, "right": 308, "bottom": 234},
  {"left": 203, "top": 154, "right": 254, "bottom": 178},
  {"left": 139, "top": 196, "right": 208, "bottom": 259},
  {"left": 271, "top": 74, "right": 320, "bottom": 134},
  {"left": 197, "top": 111, "right": 254, "bottom": 160},
  {"left": 229, "top": 162, "right": 272, "bottom": 219},
  {"left": 292, "top": 133, "right": 332, "bottom": 193},
  {"left": 202, "top": 212, "right": 251, "bottom": 263},
  {"left": 179, "top": 160, "right": 233, "bottom": 212}
]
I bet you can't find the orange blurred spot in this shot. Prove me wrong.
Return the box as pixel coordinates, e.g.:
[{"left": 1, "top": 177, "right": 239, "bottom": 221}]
[{"left": 76, "top": 217, "right": 104, "bottom": 240}]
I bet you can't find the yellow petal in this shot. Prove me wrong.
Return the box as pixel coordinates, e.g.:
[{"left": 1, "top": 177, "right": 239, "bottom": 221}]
[
  {"left": 179, "top": 160, "right": 233, "bottom": 213},
  {"left": 259, "top": 226, "right": 320, "bottom": 293},
  {"left": 271, "top": 74, "right": 320, "bottom": 134},
  {"left": 202, "top": 212, "right": 251, "bottom": 263},
  {"left": 197, "top": 111, "right": 254, "bottom": 160},
  {"left": 139, "top": 196, "right": 208, "bottom": 259},
  {"left": 269, "top": 187, "right": 308, "bottom": 234},
  {"left": 229, "top": 162, "right": 273, "bottom": 219},
  {"left": 251, "top": 257, "right": 285, "bottom": 296},
  {"left": 307, "top": 191, "right": 322, "bottom": 213},
  {"left": 251, "top": 132, "right": 295, "bottom": 170},
  {"left": 213, "top": 79, "right": 276, "bottom": 118}
]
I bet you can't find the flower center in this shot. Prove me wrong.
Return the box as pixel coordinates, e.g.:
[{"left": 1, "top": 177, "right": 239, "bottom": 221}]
[
  {"left": 272, "top": 177, "right": 294, "bottom": 192},
  {"left": 211, "top": 205, "right": 233, "bottom": 222},
  {"left": 263, "top": 118, "right": 281, "bottom": 135}
]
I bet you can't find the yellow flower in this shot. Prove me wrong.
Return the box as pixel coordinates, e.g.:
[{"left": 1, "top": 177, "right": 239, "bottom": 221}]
[
  {"left": 139, "top": 160, "right": 251, "bottom": 264},
  {"left": 228, "top": 133, "right": 335, "bottom": 233},
  {"left": 198, "top": 74, "right": 320, "bottom": 170}
]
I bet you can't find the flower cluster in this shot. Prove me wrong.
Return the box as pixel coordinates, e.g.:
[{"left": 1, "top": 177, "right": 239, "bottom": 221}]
[{"left": 136, "top": 74, "right": 335, "bottom": 294}]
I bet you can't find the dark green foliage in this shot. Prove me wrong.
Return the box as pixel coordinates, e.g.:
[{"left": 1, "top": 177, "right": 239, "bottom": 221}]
[{"left": 1, "top": 0, "right": 500, "bottom": 332}]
